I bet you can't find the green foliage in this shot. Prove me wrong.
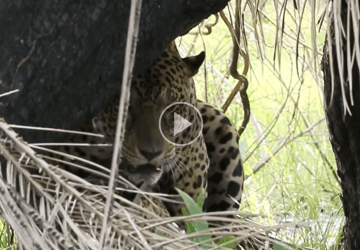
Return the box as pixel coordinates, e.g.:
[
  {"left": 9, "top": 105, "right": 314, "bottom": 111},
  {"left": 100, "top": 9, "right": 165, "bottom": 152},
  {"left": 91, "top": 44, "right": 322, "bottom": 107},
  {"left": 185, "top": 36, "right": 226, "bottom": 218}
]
[
  {"left": 0, "top": 219, "right": 16, "bottom": 250},
  {"left": 273, "top": 243, "right": 291, "bottom": 250},
  {"left": 177, "top": 188, "right": 239, "bottom": 249},
  {"left": 0, "top": 1, "right": 344, "bottom": 249},
  {"left": 177, "top": 0, "right": 344, "bottom": 249},
  {"left": 217, "top": 236, "right": 239, "bottom": 249},
  {"left": 177, "top": 188, "right": 211, "bottom": 246}
]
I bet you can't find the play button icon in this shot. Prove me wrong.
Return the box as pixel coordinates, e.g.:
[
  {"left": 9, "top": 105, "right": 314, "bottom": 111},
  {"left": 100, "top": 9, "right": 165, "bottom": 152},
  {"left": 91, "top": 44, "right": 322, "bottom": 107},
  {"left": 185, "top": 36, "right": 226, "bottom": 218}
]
[
  {"left": 159, "top": 102, "right": 203, "bottom": 146},
  {"left": 174, "top": 112, "right": 192, "bottom": 136}
]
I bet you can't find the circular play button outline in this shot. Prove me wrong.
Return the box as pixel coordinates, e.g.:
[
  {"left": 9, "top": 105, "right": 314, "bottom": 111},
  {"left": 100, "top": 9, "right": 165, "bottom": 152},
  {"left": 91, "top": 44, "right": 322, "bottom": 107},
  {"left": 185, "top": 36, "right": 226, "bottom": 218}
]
[{"left": 159, "top": 102, "right": 203, "bottom": 146}]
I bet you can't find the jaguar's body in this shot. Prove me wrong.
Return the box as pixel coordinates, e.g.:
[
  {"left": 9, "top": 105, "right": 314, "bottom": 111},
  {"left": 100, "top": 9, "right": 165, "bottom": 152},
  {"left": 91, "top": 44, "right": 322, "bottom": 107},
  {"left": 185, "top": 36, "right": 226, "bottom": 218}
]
[{"left": 55, "top": 42, "right": 244, "bottom": 221}]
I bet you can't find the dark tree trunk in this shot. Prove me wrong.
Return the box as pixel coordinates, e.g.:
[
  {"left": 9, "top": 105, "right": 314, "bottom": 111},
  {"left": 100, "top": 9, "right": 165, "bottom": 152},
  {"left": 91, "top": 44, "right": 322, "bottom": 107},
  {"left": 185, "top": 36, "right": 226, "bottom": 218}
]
[
  {"left": 0, "top": 0, "right": 229, "bottom": 144},
  {"left": 322, "top": 1, "right": 360, "bottom": 248}
]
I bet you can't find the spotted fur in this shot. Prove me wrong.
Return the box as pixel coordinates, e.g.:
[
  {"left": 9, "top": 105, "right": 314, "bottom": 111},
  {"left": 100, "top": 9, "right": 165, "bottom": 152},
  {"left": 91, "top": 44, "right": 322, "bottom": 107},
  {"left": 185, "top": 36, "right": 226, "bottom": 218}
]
[{"left": 55, "top": 42, "right": 244, "bottom": 224}]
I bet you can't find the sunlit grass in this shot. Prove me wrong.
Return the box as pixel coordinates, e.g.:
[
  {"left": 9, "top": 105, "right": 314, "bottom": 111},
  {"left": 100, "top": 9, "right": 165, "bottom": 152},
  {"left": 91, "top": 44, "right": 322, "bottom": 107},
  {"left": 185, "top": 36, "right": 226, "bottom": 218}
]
[
  {"left": 178, "top": 0, "right": 342, "bottom": 249},
  {"left": 0, "top": 218, "right": 16, "bottom": 250},
  {"left": 0, "top": 0, "right": 342, "bottom": 249}
]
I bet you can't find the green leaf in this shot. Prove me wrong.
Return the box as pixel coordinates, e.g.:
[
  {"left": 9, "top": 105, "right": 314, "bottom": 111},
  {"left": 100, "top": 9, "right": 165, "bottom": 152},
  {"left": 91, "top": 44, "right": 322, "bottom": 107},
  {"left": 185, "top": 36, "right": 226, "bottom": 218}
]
[
  {"left": 176, "top": 188, "right": 211, "bottom": 244},
  {"left": 181, "top": 207, "right": 196, "bottom": 234},
  {"left": 273, "top": 243, "right": 291, "bottom": 250},
  {"left": 218, "top": 236, "right": 239, "bottom": 249},
  {"left": 176, "top": 188, "right": 202, "bottom": 215},
  {"left": 197, "top": 188, "right": 206, "bottom": 208}
]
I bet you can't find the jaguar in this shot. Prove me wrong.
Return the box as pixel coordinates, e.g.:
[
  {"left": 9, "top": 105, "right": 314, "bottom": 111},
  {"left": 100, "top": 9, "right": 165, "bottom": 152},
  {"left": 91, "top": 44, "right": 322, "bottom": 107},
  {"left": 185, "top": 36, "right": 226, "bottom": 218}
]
[{"left": 55, "top": 41, "right": 244, "bottom": 222}]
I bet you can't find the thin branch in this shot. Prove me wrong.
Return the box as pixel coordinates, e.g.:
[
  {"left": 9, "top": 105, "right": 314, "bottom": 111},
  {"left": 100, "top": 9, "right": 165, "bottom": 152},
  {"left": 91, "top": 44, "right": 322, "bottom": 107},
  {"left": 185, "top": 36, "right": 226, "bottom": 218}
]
[
  {"left": 99, "top": 0, "right": 142, "bottom": 248},
  {"left": 9, "top": 124, "right": 105, "bottom": 138},
  {"left": 0, "top": 89, "right": 19, "bottom": 98},
  {"left": 188, "top": 14, "right": 219, "bottom": 35},
  {"left": 220, "top": 1, "right": 251, "bottom": 138},
  {"left": 248, "top": 118, "right": 325, "bottom": 178}
]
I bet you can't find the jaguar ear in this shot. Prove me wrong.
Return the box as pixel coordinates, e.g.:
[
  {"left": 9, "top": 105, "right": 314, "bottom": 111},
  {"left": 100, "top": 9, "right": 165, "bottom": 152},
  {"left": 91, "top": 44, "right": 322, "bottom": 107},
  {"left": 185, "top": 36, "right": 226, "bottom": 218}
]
[{"left": 182, "top": 51, "right": 205, "bottom": 77}]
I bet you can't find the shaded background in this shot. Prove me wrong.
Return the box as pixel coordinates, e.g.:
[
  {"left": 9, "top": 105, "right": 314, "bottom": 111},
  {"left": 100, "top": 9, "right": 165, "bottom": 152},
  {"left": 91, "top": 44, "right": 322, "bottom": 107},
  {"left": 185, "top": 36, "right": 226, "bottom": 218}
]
[{"left": 0, "top": 0, "right": 229, "bottom": 143}]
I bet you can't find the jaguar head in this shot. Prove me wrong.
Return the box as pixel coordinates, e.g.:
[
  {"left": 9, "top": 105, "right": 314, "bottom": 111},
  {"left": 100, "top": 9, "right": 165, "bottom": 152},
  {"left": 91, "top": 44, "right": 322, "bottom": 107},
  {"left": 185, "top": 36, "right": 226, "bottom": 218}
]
[{"left": 120, "top": 43, "right": 205, "bottom": 187}]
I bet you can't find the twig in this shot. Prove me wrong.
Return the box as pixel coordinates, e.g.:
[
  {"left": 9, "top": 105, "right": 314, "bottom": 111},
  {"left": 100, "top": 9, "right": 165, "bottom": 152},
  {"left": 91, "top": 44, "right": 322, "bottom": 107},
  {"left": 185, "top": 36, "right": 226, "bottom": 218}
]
[
  {"left": 188, "top": 14, "right": 219, "bottom": 35},
  {"left": 0, "top": 89, "right": 19, "bottom": 98},
  {"left": 99, "top": 0, "right": 142, "bottom": 248},
  {"left": 9, "top": 124, "right": 104, "bottom": 138},
  {"left": 220, "top": 1, "right": 251, "bottom": 138},
  {"left": 248, "top": 118, "right": 325, "bottom": 178},
  {"left": 244, "top": 79, "right": 294, "bottom": 163}
]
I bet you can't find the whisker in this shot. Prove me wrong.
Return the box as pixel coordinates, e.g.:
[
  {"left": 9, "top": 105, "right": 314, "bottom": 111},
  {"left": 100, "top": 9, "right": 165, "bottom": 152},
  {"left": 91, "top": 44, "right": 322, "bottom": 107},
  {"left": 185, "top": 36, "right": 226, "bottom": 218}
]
[
  {"left": 171, "top": 156, "right": 194, "bottom": 178},
  {"left": 168, "top": 159, "right": 177, "bottom": 176}
]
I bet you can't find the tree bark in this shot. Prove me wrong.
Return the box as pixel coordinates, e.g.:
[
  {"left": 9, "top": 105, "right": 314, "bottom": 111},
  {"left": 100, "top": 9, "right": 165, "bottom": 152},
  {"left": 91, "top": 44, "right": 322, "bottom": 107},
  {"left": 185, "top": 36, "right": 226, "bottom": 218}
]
[
  {"left": 0, "top": 0, "right": 229, "bottom": 143},
  {"left": 322, "top": 1, "right": 360, "bottom": 248}
]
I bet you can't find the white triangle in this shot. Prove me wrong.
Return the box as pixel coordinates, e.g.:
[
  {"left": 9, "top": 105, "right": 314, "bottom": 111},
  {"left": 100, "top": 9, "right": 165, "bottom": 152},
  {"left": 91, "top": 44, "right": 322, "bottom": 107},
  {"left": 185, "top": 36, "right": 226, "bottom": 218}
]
[{"left": 174, "top": 112, "right": 192, "bottom": 136}]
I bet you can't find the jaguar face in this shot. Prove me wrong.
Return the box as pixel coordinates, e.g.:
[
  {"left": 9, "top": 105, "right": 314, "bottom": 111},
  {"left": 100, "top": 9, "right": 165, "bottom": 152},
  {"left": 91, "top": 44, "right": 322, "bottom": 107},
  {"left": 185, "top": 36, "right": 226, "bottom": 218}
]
[
  {"left": 121, "top": 87, "right": 175, "bottom": 186},
  {"left": 119, "top": 44, "right": 205, "bottom": 187}
]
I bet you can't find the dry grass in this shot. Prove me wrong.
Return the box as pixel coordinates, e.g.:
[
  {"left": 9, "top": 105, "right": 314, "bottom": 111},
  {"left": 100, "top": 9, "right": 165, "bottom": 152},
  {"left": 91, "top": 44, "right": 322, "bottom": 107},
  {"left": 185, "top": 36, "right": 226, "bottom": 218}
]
[
  {"left": 0, "top": 0, "right": 350, "bottom": 249},
  {"left": 0, "top": 118, "right": 303, "bottom": 249}
]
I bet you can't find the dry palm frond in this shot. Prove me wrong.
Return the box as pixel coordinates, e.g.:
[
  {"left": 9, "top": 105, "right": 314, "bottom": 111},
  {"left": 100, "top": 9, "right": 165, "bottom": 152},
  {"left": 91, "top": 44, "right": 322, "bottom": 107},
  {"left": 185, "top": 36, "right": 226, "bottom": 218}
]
[
  {"left": 0, "top": 118, "right": 308, "bottom": 249},
  {"left": 0, "top": 0, "right": 331, "bottom": 249},
  {"left": 0, "top": 118, "right": 197, "bottom": 249},
  {"left": 325, "top": 0, "right": 360, "bottom": 114},
  {"left": 98, "top": 0, "right": 143, "bottom": 247}
]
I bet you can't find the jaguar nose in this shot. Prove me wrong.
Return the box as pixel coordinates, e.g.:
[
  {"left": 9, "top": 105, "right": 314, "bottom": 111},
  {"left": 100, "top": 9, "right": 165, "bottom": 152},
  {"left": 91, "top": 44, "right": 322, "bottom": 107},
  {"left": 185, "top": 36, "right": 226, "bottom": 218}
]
[{"left": 139, "top": 150, "right": 162, "bottom": 161}]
